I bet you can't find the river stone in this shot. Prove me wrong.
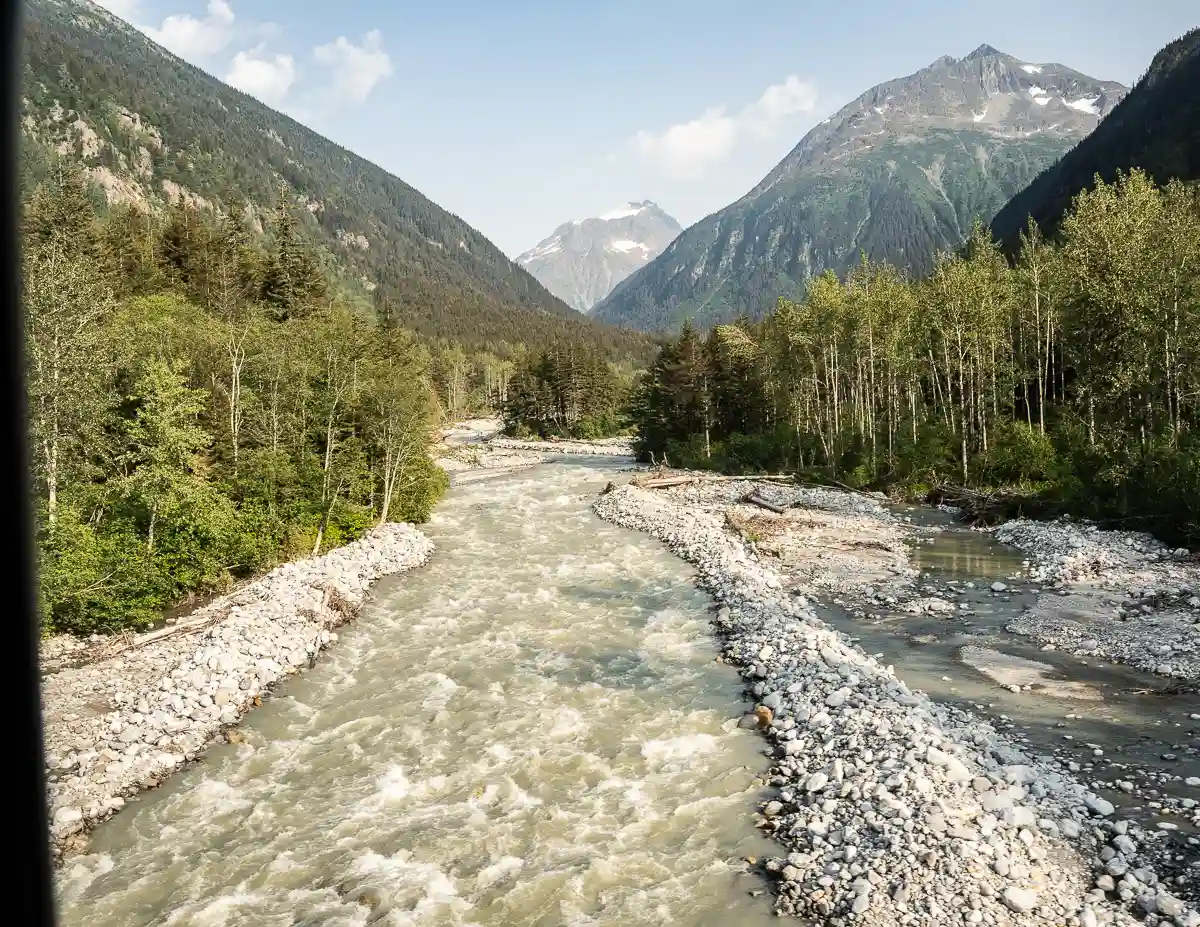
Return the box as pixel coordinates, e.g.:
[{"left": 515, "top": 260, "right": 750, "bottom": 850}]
[
  {"left": 824, "top": 689, "right": 848, "bottom": 708},
  {"left": 1084, "top": 795, "right": 1115, "bottom": 816},
  {"left": 1002, "top": 887, "right": 1037, "bottom": 913},
  {"left": 1112, "top": 834, "right": 1136, "bottom": 857}
]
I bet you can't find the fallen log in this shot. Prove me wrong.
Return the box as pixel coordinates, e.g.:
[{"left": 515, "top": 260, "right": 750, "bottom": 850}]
[
  {"left": 741, "top": 491, "right": 786, "bottom": 514},
  {"left": 927, "top": 484, "right": 1039, "bottom": 527},
  {"left": 634, "top": 472, "right": 798, "bottom": 489}
]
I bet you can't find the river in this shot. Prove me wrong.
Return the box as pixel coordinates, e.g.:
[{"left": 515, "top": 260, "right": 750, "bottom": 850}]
[
  {"left": 55, "top": 461, "right": 779, "bottom": 927},
  {"left": 52, "top": 460, "right": 1200, "bottom": 924}
]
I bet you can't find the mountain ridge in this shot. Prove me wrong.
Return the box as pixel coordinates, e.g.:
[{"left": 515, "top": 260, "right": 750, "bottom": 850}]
[
  {"left": 989, "top": 27, "right": 1200, "bottom": 247},
  {"left": 21, "top": 0, "right": 652, "bottom": 357},
  {"left": 592, "top": 44, "right": 1126, "bottom": 332}
]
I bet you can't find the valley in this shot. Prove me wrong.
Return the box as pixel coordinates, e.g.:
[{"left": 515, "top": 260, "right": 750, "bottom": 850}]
[
  {"left": 48, "top": 446, "right": 1200, "bottom": 926},
  {"left": 18, "top": 3, "right": 1200, "bottom": 926}
]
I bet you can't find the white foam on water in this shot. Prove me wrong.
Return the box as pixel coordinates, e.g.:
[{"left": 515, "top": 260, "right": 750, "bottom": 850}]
[
  {"left": 188, "top": 778, "right": 254, "bottom": 815},
  {"left": 473, "top": 855, "right": 525, "bottom": 891},
  {"left": 56, "top": 854, "right": 114, "bottom": 903},
  {"left": 640, "top": 733, "right": 719, "bottom": 763}
]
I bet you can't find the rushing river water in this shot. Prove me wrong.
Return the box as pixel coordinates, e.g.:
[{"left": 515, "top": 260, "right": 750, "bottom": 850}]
[{"left": 56, "top": 461, "right": 779, "bottom": 927}]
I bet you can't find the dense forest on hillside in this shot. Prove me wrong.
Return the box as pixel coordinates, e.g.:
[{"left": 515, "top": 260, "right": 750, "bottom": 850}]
[
  {"left": 502, "top": 347, "right": 631, "bottom": 439},
  {"left": 22, "top": 0, "right": 653, "bottom": 361},
  {"left": 25, "top": 167, "right": 459, "bottom": 634},
  {"left": 631, "top": 170, "right": 1200, "bottom": 543},
  {"left": 990, "top": 28, "right": 1200, "bottom": 247}
]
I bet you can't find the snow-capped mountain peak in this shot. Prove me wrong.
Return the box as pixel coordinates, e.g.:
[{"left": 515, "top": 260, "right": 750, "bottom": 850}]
[{"left": 516, "top": 201, "right": 682, "bottom": 312}]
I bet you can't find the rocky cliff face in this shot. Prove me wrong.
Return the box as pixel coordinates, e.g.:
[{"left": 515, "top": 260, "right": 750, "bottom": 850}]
[
  {"left": 592, "top": 46, "right": 1127, "bottom": 332},
  {"left": 516, "top": 202, "right": 682, "bottom": 312}
]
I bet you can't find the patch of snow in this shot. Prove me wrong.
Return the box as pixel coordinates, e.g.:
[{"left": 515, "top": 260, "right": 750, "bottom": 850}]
[
  {"left": 1020, "top": 64, "right": 1042, "bottom": 74},
  {"left": 608, "top": 239, "right": 649, "bottom": 254},
  {"left": 972, "top": 108, "right": 987, "bottom": 123},
  {"left": 598, "top": 203, "right": 645, "bottom": 221},
  {"left": 517, "top": 238, "right": 562, "bottom": 264},
  {"left": 873, "top": 105, "right": 888, "bottom": 115},
  {"left": 1064, "top": 95, "right": 1101, "bottom": 116},
  {"left": 1027, "top": 85, "right": 1049, "bottom": 98}
]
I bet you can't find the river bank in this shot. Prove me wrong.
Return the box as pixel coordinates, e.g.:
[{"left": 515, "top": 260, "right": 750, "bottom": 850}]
[
  {"left": 41, "top": 522, "right": 433, "bottom": 861},
  {"left": 594, "top": 475, "right": 1199, "bottom": 927},
  {"left": 433, "top": 417, "right": 635, "bottom": 479}
]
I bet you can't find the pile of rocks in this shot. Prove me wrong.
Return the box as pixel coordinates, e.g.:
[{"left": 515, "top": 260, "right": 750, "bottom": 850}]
[
  {"left": 489, "top": 436, "right": 635, "bottom": 456},
  {"left": 42, "top": 522, "right": 434, "bottom": 856},
  {"left": 991, "top": 520, "right": 1200, "bottom": 682},
  {"left": 990, "top": 521, "right": 1188, "bottom": 587},
  {"left": 594, "top": 484, "right": 1197, "bottom": 926}
]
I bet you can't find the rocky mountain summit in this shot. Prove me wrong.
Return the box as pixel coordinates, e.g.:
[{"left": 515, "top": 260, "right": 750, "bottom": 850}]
[
  {"left": 593, "top": 45, "right": 1127, "bottom": 332},
  {"left": 517, "top": 201, "right": 682, "bottom": 312},
  {"left": 991, "top": 27, "right": 1200, "bottom": 247}
]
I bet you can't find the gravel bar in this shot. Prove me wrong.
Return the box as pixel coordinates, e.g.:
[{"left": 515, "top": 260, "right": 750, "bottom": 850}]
[
  {"left": 41, "top": 522, "right": 434, "bottom": 860},
  {"left": 990, "top": 520, "right": 1200, "bottom": 682},
  {"left": 594, "top": 481, "right": 1197, "bottom": 927}
]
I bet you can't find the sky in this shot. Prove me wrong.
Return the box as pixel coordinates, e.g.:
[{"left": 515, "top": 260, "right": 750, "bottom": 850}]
[{"left": 94, "top": 0, "right": 1198, "bottom": 257}]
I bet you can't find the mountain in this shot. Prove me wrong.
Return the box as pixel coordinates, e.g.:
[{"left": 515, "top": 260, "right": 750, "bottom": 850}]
[
  {"left": 515, "top": 201, "right": 682, "bottom": 312},
  {"left": 20, "top": 0, "right": 651, "bottom": 358},
  {"left": 990, "top": 28, "right": 1200, "bottom": 247},
  {"left": 592, "top": 45, "right": 1127, "bottom": 332}
]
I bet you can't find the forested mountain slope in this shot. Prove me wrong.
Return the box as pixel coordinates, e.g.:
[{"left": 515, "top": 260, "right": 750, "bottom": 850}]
[
  {"left": 21, "top": 0, "right": 649, "bottom": 357},
  {"left": 592, "top": 45, "right": 1125, "bottom": 332},
  {"left": 990, "top": 27, "right": 1200, "bottom": 246}
]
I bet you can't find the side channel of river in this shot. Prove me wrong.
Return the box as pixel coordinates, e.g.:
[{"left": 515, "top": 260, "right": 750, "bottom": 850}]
[{"left": 55, "top": 461, "right": 779, "bottom": 927}]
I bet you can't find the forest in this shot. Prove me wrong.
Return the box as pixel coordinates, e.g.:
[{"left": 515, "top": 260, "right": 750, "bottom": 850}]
[
  {"left": 23, "top": 166, "right": 476, "bottom": 635},
  {"left": 628, "top": 170, "right": 1200, "bottom": 544},
  {"left": 501, "top": 345, "right": 633, "bottom": 439}
]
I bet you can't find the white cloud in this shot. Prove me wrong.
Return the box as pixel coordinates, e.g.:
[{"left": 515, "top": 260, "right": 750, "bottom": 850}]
[
  {"left": 226, "top": 43, "right": 296, "bottom": 106},
  {"left": 313, "top": 30, "right": 393, "bottom": 104},
  {"left": 744, "top": 75, "right": 820, "bottom": 138},
  {"left": 633, "top": 107, "right": 739, "bottom": 182},
  {"left": 143, "top": 0, "right": 236, "bottom": 60},
  {"left": 632, "top": 75, "right": 820, "bottom": 180}
]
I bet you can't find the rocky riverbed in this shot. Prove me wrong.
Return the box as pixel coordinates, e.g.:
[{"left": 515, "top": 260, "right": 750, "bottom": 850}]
[
  {"left": 433, "top": 417, "right": 635, "bottom": 479},
  {"left": 988, "top": 520, "right": 1200, "bottom": 683},
  {"left": 594, "top": 477, "right": 1199, "bottom": 927},
  {"left": 41, "top": 523, "right": 433, "bottom": 860}
]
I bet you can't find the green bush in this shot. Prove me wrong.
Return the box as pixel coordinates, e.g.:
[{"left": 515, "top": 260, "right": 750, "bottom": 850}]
[
  {"left": 979, "top": 421, "right": 1065, "bottom": 486},
  {"left": 38, "top": 503, "right": 169, "bottom": 634}
]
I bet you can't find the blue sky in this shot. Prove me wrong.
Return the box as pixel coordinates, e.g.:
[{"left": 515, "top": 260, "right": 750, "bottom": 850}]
[{"left": 96, "top": 0, "right": 1198, "bottom": 257}]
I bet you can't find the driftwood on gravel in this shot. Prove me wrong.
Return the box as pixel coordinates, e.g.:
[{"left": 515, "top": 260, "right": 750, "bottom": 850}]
[
  {"left": 926, "top": 484, "right": 1043, "bottom": 527},
  {"left": 741, "top": 491, "right": 787, "bottom": 514},
  {"left": 632, "top": 470, "right": 798, "bottom": 489}
]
